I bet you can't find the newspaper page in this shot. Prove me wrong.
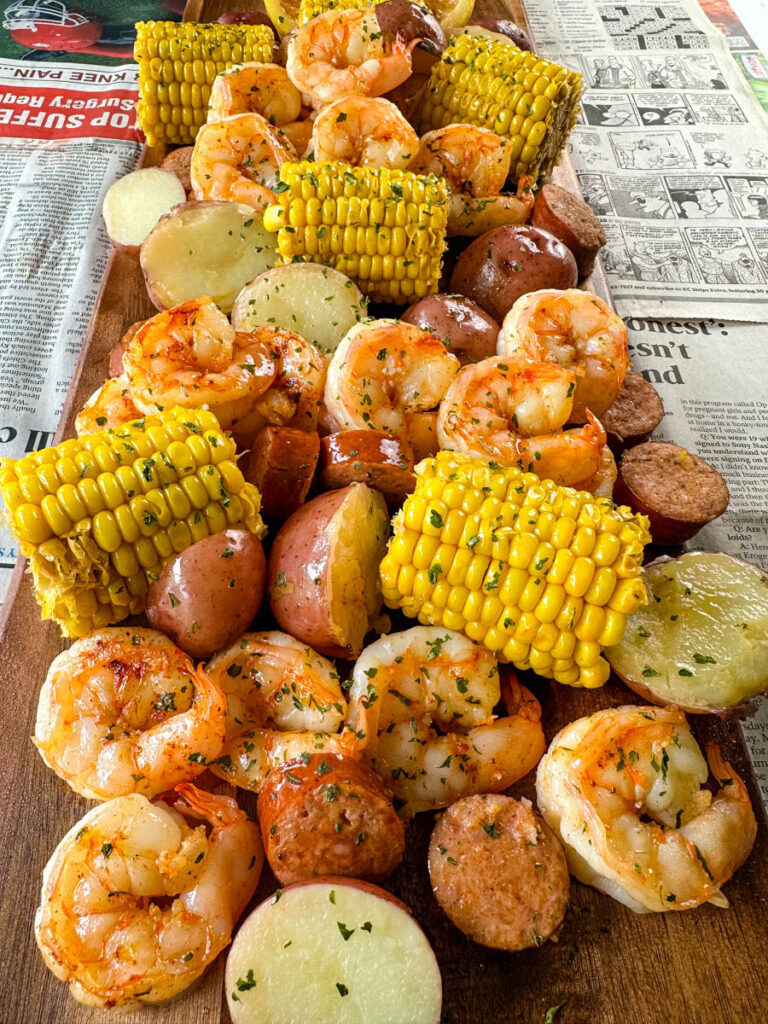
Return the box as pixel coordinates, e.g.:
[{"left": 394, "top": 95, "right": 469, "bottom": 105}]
[
  {"left": 525, "top": 0, "right": 768, "bottom": 320},
  {"left": 0, "top": 1, "right": 181, "bottom": 604}
]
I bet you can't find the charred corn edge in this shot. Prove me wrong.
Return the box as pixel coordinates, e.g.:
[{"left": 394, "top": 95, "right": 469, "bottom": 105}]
[
  {"left": 0, "top": 407, "right": 266, "bottom": 637},
  {"left": 380, "top": 452, "right": 650, "bottom": 688},
  {"left": 134, "top": 21, "right": 275, "bottom": 147},
  {"left": 420, "top": 33, "right": 583, "bottom": 184},
  {"left": 262, "top": 160, "right": 449, "bottom": 304}
]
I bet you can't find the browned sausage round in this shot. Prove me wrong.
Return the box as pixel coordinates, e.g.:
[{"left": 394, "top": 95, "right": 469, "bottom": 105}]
[
  {"left": 614, "top": 441, "right": 730, "bottom": 544},
  {"left": 601, "top": 370, "right": 665, "bottom": 455},
  {"left": 319, "top": 430, "right": 415, "bottom": 507},
  {"left": 242, "top": 426, "right": 320, "bottom": 522},
  {"left": 160, "top": 146, "right": 194, "bottom": 194},
  {"left": 429, "top": 794, "right": 569, "bottom": 951},
  {"left": 258, "top": 755, "right": 405, "bottom": 885},
  {"left": 531, "top": 183, "right": 606, "bottom": 279}
]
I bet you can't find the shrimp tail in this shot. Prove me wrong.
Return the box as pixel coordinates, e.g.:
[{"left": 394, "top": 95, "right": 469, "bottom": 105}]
[
  {"left": 175, "top": 782, "right": 243, "bottom": 825},
  {"left": 583, "top": 409, "right": 608, "bottom": 448},
  {"left": 706, "top": 743, "right": 751, "bottom": 804}
]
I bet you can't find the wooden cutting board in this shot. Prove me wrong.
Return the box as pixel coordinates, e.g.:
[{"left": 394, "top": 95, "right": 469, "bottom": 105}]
[{"left": 0, "top": 2, "right": 765, "bottom": 1022}]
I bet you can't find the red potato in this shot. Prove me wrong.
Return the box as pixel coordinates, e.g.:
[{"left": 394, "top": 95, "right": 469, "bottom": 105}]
[
  {"left": 449, "top": 225, "right": 578, "bottom": 322},
  {"left": 601, "top": 370, "right": 665, "bottom": 455},
  {"left": 225, "top": 880, "right": 442, "bottom": 1024},
  {"left": 242, "top": 426, "right": 320, "bottom": 522},
  {"left": 429, "top": 794, "right": 569, "bottom": 951},
  {"left": 531, "top": 183, "right": 607, "bottom": 279},
  {"left": 146, "top": 530, "right": 267, "bottom": 659},
  {"left": 319, "top": 430, "right": 415, "bottom": 507},
  {"left": 375, "top": 0, "right": 446, "bottom": 73},
  {"left": 401, "top": 293, "right": 500, "bottom": 363},
  {"left": 102, "top": 168, "right": 185, "bottom": 257},
  {"left": 614, "top": 441, "right": 730, "bottom": 545},
  {"left": 218, "top": 10, "right": 275, "bottom": 30},
  {"left": 258, "top": 756, "right": 405, "bottom": 884},
  {"left": 160, "top": 146, "right": 194, "bottom": 194},
  {"left": 470, "top": 18, "right": 534, "bottom": 50},
  {"left": 267, "top": 483, "right": 390, "bottom": 658}
]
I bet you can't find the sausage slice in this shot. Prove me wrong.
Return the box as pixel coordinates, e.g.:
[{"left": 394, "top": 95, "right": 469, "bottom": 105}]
[
  {"left": 319, "top": 430, "right": 415, "bottom": 507},
  {"left": 532, "top": 183, "right": 606, "bottom": 278},
  {"left": 243, "top": 426, "right": 320, "bottom": 522},
  {"left": 428, "top": 794, "right": 569, "bottom": 951},
  {"left": 601, "top": 370, "right": 665, "bottom": 454}
]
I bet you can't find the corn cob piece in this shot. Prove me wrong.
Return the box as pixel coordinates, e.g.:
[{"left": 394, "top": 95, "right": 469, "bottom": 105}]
[
  {"left": 0, "top": 408, "right": 265, "bottom": 638},
  {"left": 420, "top": 33, "right": 582, "bottom": 183},
  {"left": 134, "top": 21, "right": 275, "bottom": 147},
  {"left": 262, "top": 161, "right": 449, "bottom": 304},
  {"left": 298, "top": 0, "right": 377, "bottom": 24},
  {"left": 380, "top": 452, "right": 650, "bottom": 688}
]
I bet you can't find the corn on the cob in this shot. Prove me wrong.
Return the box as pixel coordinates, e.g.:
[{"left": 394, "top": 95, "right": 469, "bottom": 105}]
[
  {"left": 0, "top": 408, "right": 265, "bottom": 638},
  {"left": 420, "top": 33, "right": 582, "bottom": 183},
  {"left": 262, "top": 160, "right": 449, "bottom": 304},
  {"left": 380, "top": 452, "right": 650, "bottom": 689},
  {"left": 298, "top": 0, "right": 377, "bottom": 23},
  {"left": 134, "top": 21, "right": 275, "bottom": 147}
]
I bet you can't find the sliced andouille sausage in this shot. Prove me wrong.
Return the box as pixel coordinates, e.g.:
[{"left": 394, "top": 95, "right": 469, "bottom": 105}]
[
  {"left": 531, "top": 183, "right": 607, "bottom": 279},
  {"left": 614, "top": 441, "right": 730, "bottom": 545},
  {"left": 428, "top": 794, "right": 569, "bottom": 951},
  {"left": 320, "top": 430, "right": 416, "bottom": 506},
  {"left": 601, "top": 370, "right": 665, "bottom": 455},
  {"left": 243, "top": 426, "right": 320, "bottom": 522},
  {"left": 160, "top": 146, "right": 194, "bottom": 194},
  {"left": 258, "top": 755, "right": 405, "bottom": 885}
]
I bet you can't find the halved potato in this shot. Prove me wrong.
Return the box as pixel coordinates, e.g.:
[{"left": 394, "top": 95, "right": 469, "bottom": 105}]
[
  {"left": 140, "top": 201, "right": 277, "bottom": 313},
  {"left": 225, "top": 880, "right": 442, "bottom": 1024},
  {"left": 606, "top": 551, "right": 768, "bottom": 713},
  {"left": 102, "top": 168, "right": 186, "bottom": 256},
  {"left": 231, "top": 264, "right": 366, "bottom": 354}
]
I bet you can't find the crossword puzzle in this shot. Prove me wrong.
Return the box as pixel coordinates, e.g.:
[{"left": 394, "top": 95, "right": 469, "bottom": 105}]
[{"left": 598, "top": 5, "right": 709, "bottom": 50}]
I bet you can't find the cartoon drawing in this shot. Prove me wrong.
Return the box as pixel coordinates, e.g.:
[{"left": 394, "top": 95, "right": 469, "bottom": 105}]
[
  {"left": 614, "top": 133, "right": 692, "bottom": 170},
  {"left": 631, "top": 242, "right": 695, "bottom": 282},
  {"left": 627, "top": 191, "right": 674, "bottom": 218},
  {"left": 639, "top": 106, "right": 693, "bottom": 126},
  {"left": 578, "top": 175, "right": 613, "bottom": 217},
  {"left": 591, "top": 56, "right": 635, "bottom": 88},
  {"left": 582, "top": 100, "right": 637, "bottom": 127},
  {"left": 746, "top": 149, "right": 768, "bottom": 169},
  {"left": 669, "top": 186, "right": 732, "bottom": 219},
  {"left": 702, "top": 148, "right": 732, "bottom": 168},
  {"left": 695, "top": 244, "right": 764, "bottom": 283},
  {"left": 744, "top": 195, "right": 768, "bottom": 220}
]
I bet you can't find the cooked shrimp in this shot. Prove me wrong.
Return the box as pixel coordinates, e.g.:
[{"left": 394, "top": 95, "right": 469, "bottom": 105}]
[
  {"left": 498, "top": 289, "right": 629, "bottom": 420},
  {"left": 437, "top": 354, "right": 607, "bottom": 486},
  {"left": 231, "top": 325, "right": 327, "bottom": 436},
  {"left": 75, "top": 376, "right": 140, "bottom": 436},
  {"left": 311, "top": 95, "right": 419, "bottom": 170},
  {"left": 324, "top": 319, "right": 460, "bottom": 441},
  {"left": 35, "top": 784, "right": 262, "bottom": 1008},
  {"left": 286, "top": 8, "right": 416, "bottom": 108},
  {"left": 34, "top": 628, "right": 226, "bottom": 801},
  {"left": 278, "top": 117, "right": 313, "bottom": 157},
  {"left": 346, "top": 627, "right": 545, "bottom": 813},
  {"left": 190, "top": 112, "right": 296, "bottom": 211},
  {"left": 123, "top": 297, "right": 277, "bottom": 430},
  {"left": 573, "top": 444, "right": 617, "bottom": 498},
  {"left": 410, "top": 125, "right": 512, "bottom": 197},
  {"left": 205, "top": 632, "right": 357, "bottom": 792},
  {"left": 535, "top": 705, "right": 757, "bottom": 913},
  {"left": 208, "top": 63, "right": 302, "bottom": 125}
]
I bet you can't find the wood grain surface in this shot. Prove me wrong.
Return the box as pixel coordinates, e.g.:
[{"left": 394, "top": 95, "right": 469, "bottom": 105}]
[{"left": 0, "top": 2, "right": 766, "bottom": 1023}]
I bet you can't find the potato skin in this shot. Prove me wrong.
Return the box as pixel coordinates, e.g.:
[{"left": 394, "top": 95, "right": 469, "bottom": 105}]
[
  {"left": 258, "top": 755, "right": 405, "bottom": 884},
  {"left": 449, "top": 225, "right": 578, "bottom": 322},
  {"left": 401, "top": 294, "right": 500, "bottom": 364},
  {"left": 243, "top": 426, "right": 320, "bottom": 522},
  {"left": 428, "top": 794, "right": 569, "bottom": 951},
  {"left": 471, "top": 18, "right": 533, "bottom": 50},
  {"left": 376, "top": 0, "right": 446, "bottom": 73},
  {"left": 146, "top": 529, "right": 266, "bottom": 658},
  {"left": 320, "top": 430, "right": 415, "bottom": 507}
]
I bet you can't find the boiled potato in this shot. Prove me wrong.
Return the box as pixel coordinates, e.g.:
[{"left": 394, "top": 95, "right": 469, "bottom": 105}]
[
  {"left": 146, "top": 529, "right": 266, "bottom": 659},
  {"left": 226, "top": 880, "right": 442, "bottom": 1024},
  {"left": 231, "top": 264, "right": 366, "bottom": 354},
  {"left": 606, "top": 551, "right": 768, "bottom": 713},
  {"left": 102, "top": 168, "right": 185, "bottom": 256},
  {"left": 400, "top": 293, "right": 500, "bottom": 363},
  {"left": 140, "top": 201, "right": 277, "bottom": 313}
]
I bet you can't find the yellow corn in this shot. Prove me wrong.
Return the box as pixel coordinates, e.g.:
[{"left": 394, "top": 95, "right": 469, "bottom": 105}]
[
  {"left": 0, "top": 408, "right": 265, "bottom": 638},
  {"left": 134, "top": 21, "right": 275, "bottom": 147},
  {"left": 380, "top": 452, "right": 650, "bottom": 688},
  {"left": 298, "top": 0, "right": 378, "bottom": 23},
  {"left": 262, "top": 160, "right": 449, "bottom": 304},
  {"left": 420, "top": 33, "right": 583, "bottom": 183}
]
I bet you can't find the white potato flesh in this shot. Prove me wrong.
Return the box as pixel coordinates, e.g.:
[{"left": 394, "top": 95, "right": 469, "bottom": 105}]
[
  {"left": 140, "top": 201, "right": 277, "bottom": 313},
  {"left": 231, "top": 264, "right": 366, "bottom": 353},
  {"left": 226, "top": 882, "right": 442, "bottom": 1024},
  {"left": 102, "top": 168, "right": 186, "bottom": 252},
  {"left": 606, "top": 551, "right": 768, "bottom": 710}
]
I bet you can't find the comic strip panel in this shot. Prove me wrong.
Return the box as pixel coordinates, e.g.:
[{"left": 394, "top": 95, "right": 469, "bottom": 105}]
[
  {"left": 623, "top": 225, "right": 698, "bottom": 282},
  {"left": 575, "top": 172, "right": 616, "bottom": 217},
  {"left": 581, "top": 94, "right": 640, "bottom": 126},
  {"left": 665, "top": 175, "right": 733, "bottom": 218},
  {"left": 746, "top": 227, "right": 768, "bottom": 276},
  {"left": 585, "top": 55, "right": 637, "bottom": 88},
  {"left": 599, "top": 220, "right": 635, "bottom": 277},
  {"left": 634, "top": 92, "right": 694, "bottom": 126},
  {"left": 635, "top": 54, "right": 728, "bottom": 90},
  {"left": 610, "top": 130, "right": 695, "bottom": 169},
  {"left": 687, "top": 94, "right": 747, "bottom": 123},
  {"left": 725, "top": 176, "right": 768, "bottom": 218},
  {"left": 685, "top": 225, "right": 765, "bottom": 283},
  {"left": 597, "top": 4, "right": 708, "bottom": 51},
  {"left": 605, "top": 174, "right": 674, "bottom": 218}
]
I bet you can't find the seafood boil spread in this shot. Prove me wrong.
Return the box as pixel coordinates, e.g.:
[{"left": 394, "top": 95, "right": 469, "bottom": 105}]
[{"left": 3, "top": 2, "right": 768, "bottom": 1021}]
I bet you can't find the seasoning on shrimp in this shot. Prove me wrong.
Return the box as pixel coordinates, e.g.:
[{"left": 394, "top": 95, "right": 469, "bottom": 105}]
[
  {"left": 208, "top": 63, "right": 302, "bottom": 125},
  {"left": 436, "top": 354, "right": 608, "bottom": 487},
  {"left": 34, "top": 628, "right": 226, "bottom": 801},
  {"left": 536, "top": 705, "right": 757, "bottom": 912},
  {"left": 74, "top": 375, "right": 140, "bottom": 436},
  {"left": 190, "top": 112, "right": 296, "bottom": 211},
  {"left": 311, "top": 95, "right": 419, "bottom": 170},
  {"left": 35, "top": 785, "right": 262, "bottom": 1008},
  {"left": 497, "top": 288, "right": 629, "bottom": 420}
]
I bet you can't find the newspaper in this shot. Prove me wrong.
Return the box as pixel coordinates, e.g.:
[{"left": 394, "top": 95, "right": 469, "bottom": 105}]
[{"left": 526, "top": 0, "right": 768, "bottom": 320}]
